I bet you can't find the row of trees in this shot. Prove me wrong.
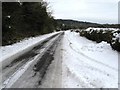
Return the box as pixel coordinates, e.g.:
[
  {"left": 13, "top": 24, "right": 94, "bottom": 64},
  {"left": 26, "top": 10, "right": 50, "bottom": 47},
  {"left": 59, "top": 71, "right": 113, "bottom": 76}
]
[
  {"left": 56, "top": 19, "right": 120, "bottom": 30},
  {"left": 2, "top": 1, "right": 56, "bottom": 46}
]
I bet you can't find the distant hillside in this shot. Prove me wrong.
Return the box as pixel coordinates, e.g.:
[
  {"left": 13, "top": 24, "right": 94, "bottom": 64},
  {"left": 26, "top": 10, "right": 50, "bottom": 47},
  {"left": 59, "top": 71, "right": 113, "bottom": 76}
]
[{"left": 55, "top": 19, "right": 120, "bottom": 30}]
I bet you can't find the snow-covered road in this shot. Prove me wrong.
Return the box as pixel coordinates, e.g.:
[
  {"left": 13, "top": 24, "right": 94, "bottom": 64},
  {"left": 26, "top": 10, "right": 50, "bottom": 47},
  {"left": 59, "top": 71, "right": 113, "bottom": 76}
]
[
  {"left": 1, "top": 32, "right": 64, "bottom": 88},
  {"left": 1, "top": 30, "right": 118, "bottom": 88},
  {"left": 39, "top": 30, "right": 118, "bottom": 88}
]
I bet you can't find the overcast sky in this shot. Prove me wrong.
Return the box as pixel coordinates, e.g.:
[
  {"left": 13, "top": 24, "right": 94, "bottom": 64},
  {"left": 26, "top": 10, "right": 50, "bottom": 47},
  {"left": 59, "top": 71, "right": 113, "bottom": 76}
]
[{"left": 46, "top": 0, "right": 119, "bottom": 24}]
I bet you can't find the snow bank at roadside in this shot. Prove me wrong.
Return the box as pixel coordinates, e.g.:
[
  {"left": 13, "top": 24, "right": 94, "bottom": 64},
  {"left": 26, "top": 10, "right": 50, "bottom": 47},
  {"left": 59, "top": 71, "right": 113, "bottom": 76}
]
[
  {"left": 62, "top": 30, "right": 118, "bottom": 88},
  {"left": 66, "top": 31, "right": 118, "bottom": 70},
  {"left": 0, "top": 31, "right": 60, "bottom": 68},
  {"left": 86, "top": 27, "right": 119, "bottom": 31},
  {"left": 81, "top": 41, "right": 118, "bottom": 70}
]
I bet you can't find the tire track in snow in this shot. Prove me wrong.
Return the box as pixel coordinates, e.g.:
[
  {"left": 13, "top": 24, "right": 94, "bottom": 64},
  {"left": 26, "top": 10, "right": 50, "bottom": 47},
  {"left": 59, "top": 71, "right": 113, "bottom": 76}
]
[
  {"left": 66, "top": 36, "right": 117, "bottom": 72},
  {"left": 2, "top": 32, "right": 64, "bottom": 89},
  {"left": 2, "top": 56, "right": 37, "bottom": 88}
]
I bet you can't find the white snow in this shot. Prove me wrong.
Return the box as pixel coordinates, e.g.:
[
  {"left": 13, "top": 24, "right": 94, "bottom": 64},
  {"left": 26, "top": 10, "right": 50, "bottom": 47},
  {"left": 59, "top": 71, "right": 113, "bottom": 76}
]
[
  {"left": 61, "top": 30, "right": 118, "bottom": 88},
  {"left": 113, "top": 32, "right": 120, "bottom": 43},
  {"left": 0, "top": 31, "right": 60, "bottom": 68},
  {"left": 1, "top": 30, "right": 118, "bottom": 88},
  {"left": 2, "top": 49, "right": 45, "bottom": 88},
  {"left": 86, "top": 27, "right": 119, "bottom": 31},
  {"left": 2, "top": 58, "right": 34, "bottom": 88}
]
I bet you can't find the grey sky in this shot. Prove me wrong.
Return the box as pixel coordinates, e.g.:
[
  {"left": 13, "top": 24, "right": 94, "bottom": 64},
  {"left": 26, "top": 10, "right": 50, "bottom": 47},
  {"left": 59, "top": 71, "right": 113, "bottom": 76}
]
[{"left": 46, "top": 0, "right": 119, "bottom": 24}]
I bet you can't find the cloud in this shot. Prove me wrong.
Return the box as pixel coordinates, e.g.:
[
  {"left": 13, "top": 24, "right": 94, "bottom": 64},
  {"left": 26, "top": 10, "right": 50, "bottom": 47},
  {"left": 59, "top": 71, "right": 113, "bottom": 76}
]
[{"left": 46, "top": 0, "right": 119, "bottom": 24}]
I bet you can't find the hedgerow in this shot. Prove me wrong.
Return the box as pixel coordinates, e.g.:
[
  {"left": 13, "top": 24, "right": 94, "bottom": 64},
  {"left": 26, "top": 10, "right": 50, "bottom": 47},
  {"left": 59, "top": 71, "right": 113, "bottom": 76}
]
[{"left": 79, "top": 28, "right": 120, "bottom": 52}]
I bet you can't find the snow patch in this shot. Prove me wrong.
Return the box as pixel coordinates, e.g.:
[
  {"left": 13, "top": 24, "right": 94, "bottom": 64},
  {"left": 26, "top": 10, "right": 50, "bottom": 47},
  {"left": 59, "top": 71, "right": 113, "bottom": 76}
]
[{"left": 62, "top": 30, "right": 118, "bottom": 88}]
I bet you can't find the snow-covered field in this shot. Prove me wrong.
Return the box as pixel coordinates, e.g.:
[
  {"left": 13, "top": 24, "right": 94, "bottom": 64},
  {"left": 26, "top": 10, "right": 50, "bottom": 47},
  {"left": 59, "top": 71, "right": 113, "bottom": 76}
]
[{"left": 61, "top": 30, "right": 118, "bottom": 88}]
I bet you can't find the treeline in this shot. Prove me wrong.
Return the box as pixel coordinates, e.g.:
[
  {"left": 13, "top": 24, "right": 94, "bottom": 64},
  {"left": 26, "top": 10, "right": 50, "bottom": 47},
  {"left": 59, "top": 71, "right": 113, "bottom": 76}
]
[
  {"left": 79, "top": 29, "right": 120, "bottom": 52},
  {"left": 56, "top": 19, "right": 100, "bottom": 30},
  {"left": 56, "top": 19, "right": 120, "bottom": 30},
  {"left": 2, "top": 1, "right": 56, "bottom": 46}
]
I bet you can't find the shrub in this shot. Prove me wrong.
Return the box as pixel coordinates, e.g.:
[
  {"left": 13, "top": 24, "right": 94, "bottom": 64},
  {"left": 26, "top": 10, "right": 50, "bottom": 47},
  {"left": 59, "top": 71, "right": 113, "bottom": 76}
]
[
  {"left": 79, "top": 28, "right": 120, "bottom": 52},
  {"left": 110, "top": 30, "right": 120, "bottom": 51}
]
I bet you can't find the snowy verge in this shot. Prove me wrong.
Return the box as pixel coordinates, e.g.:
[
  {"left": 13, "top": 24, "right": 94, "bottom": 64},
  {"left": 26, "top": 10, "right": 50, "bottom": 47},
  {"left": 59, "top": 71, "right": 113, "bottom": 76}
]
[
  {"left": 1, "top": 31, "right": 60, "bottom": 68},
  {"left": 67, "top": 30, "right": 118, "bottom": 70},
  {"left": 86, "top": 27, "right": 119, "bottom": 31},
  {"left": 62, "top": 30, "right": 118, "bottom": 88}
]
